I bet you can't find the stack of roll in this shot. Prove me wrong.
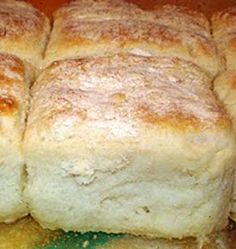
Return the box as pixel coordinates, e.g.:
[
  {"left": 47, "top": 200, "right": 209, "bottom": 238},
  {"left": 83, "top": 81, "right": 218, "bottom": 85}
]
[{"left": 0, "top": 0, "right": 235, "bottom": 248}]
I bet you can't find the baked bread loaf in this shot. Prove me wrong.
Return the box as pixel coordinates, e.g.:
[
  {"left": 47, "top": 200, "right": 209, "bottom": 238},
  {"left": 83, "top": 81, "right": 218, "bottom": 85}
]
[
  {"left": 0, "top": 0, "right": 50, "bottom": 70},
  {"left": 44, "top": 0, "right": 220, "bottom": 77},
  {"left": 0, "top": 53, "right": 34, "bottom": 222},
  {"left": 214, "top": 71, "right": 236, "bottom": 223},
  {"left": 54, "top": 1, "right": 210, "bottom": 36},
  {"left": 53, "top": 0, "right": 153, "bottom": 21},
  {"left": 152, "top": 4, "right": 210, "bottom": 38},
  {"left": 212, "top": 7, "right": 236, "bottom": 223},
  {"left": 24, "top": 54, "right": 235, "bottom": 238},
  {"left": 212, "top": 7, "right": 236, "bottom": 70}
]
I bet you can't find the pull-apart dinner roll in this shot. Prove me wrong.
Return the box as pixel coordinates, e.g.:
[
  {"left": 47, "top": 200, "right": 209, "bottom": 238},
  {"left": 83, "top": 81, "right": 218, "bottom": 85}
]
[
  {"left": 0, "top": 53, "right": 34, "bottom": 222},
  {"left": 214, "top": 71, "right": 236, "bottom": 223},
  {"left": 24, "top": 54, "right": 235, "bottom": 238},
  {"left": 212, "top": 7, "right": 236, "bottom": 223},
  {"left": 212, "top": 7, "right": 236, "bottom": 70},
  {"left": 53, "top": 0, "right": 153, "bottom": 21},
  {"left": 44, "top": 0, "right": 221, "bottom": 77},
  {"left": 152, "top": 4, "right": 210, "bottom": 38},
  {"left": 0, "top": 0, "right": 50, "bottom": 70}
]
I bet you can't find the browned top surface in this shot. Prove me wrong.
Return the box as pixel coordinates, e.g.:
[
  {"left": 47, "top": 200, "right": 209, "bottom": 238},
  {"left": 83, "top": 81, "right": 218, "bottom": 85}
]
[
  {"left": 0, "top": 0, "right": 46, "bottom": 38},
  {"left": 26, "top": 55, "right": 227, "bottom": 143},
  {"left": 26, "top": 0, "right": 236, "bottom": 17},
  {"left": 0, "top": 53, "right": 25, "bottom": 115}
]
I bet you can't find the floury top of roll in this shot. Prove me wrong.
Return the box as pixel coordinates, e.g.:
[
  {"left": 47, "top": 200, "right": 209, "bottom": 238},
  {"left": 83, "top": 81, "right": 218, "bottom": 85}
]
[
  {"left": 212, "top": 6, "right": 236, "bottom": 70},
  {"left": 44, "top": 0, "right": 223, "bottom": 77},
  {"left": 0, "top": 0, "right": 50, "bottom": 70}
]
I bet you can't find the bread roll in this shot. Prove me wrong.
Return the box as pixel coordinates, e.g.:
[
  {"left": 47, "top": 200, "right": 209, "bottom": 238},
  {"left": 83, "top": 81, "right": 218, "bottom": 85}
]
[
  {"left": 212, "top": 7, "right": 236, "bottom": 223},
  {"left": 24, "top": 54, "right": 235, "bottom": 238},
  {"left": 44, "top": 0, "right": 220, "bottom": 77},
  {"left": 212, "top": 7, "right": 236, "bottom": 70},
  {"left": 152, "top": 4, "right": 210, "bottom": 38},
  {"left": 0, "top": 53, "right": 34, "bottom": 222},
  {"left": 53, "top": 0, "right": 153, "bottom": 21},
  {"left": 54, "top": 1, "right": 210, "bottom": 37},
  {"left": 0, "top": 0, "right": 50, "bottom": 70},
  {"left": 214, "top": 71, "right": 236, "bottom": 222}
]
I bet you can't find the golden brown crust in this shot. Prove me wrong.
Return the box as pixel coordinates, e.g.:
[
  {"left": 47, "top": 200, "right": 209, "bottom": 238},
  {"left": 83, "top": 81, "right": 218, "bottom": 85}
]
[
  {"left": 0, "top": 52, "right": 34, "bottom": 134},
  {"left": 0, "top": 0, "right": 50, "bottom": 69},
  {"left": 0, "top": 97, "right": 18, "bottom": 115},
  {"left": 212, "top": 7, "right": 236, "bottom": 70},
  {"left": 214, "top": 71, "right": 236, "bottom": 125},
  {"left": 28, "top": 54, "right": 228, "bottom": 142},
  {"left": 153, "top": 4, "right": 210, "bottom": 37},
  {"left": 0, "top": 1, "right": 44, "bottom": 36},
  {"left": 46, "top": 20, "right": 220, "bottom": 76},
  {"left": 214, "top": 71, "right": 236, "bottom": 223},
  {"left": 60, "top": 20, "right": 209, "bottom": 45},
  {"left": 45, "top": 0, "right": 221, "bottom": 76},
  {"left": 212, "top": 7, "right": 236, "bottom": 37},
  {"left": 0, "top": 53, "right": 33, "bottom": 222},
  {"left": 0, "top": 54, "right": 26, "bottom": 114},
  {"left": 53, "top": 0, "right": 153, "bottom": 21}
]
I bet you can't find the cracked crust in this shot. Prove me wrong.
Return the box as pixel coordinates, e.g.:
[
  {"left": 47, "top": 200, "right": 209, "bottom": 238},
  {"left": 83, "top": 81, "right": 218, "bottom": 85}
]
[{"left": 0, "top": 0, "right": 50, "bottom": 69}]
